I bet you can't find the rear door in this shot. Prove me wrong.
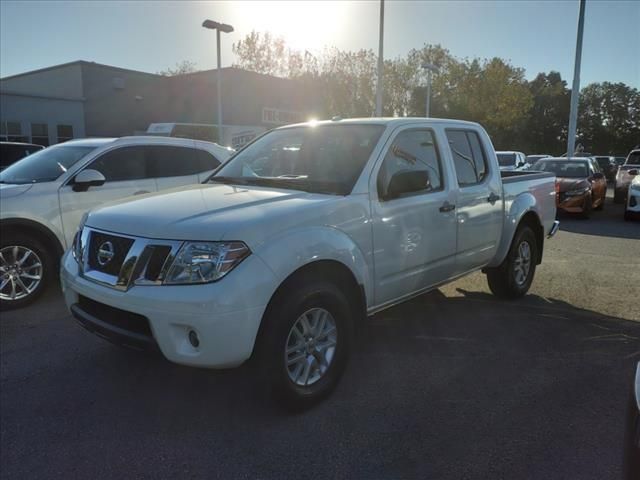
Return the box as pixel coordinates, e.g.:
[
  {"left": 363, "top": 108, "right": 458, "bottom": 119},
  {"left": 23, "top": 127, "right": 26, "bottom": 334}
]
[
  {"left": 445, "top": 129, "right": 503, "bottom": 273},
  {"left": 149, "top": 145, "right": 222, "bottom": 190},
  {"left": 58, "top": 145, "right": 158, "bottom": 245},
  {"left": 371, "top": 127, "right": 457, "bottom": 306}
]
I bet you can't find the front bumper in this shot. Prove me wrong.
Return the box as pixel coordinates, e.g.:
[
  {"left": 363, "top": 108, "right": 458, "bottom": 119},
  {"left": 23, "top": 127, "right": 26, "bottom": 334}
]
[
  {"left": 557, "top": 192, "right": 590, "bottom": 213},
  {"left": 61, "top": 250, "right": 276, "bottom": 368},
  {"left": 626, "top": 191, "right": 640, "bottom": 214}
]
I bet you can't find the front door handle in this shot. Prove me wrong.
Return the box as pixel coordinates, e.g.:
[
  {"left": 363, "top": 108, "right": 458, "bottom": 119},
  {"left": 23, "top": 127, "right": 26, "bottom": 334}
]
[
  {"left": 487, "top": 192, "right": 500, "bottom": 203},
  {"left": 439, "top": 201, "right": 456, "bottom": 213},
  {"left": 133, "top": 190, "right": 150, "bottom": 195}
]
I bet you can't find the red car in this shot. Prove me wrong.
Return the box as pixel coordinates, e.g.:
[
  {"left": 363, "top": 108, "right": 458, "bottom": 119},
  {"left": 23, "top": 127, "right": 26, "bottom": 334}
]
[{"left": 532, "top": 157, "right": 607, "bottom": 218}]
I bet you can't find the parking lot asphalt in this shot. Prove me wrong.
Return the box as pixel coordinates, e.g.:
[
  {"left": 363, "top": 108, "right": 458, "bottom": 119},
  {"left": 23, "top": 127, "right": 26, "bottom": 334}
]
[{"left": 1, "top": 191, "right": 639, "bottom": 479}]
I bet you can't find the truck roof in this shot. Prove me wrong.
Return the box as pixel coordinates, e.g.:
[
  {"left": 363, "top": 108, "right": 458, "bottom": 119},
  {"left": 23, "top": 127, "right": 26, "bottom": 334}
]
[{"left": 281, "top": 117, "right": 482, "bottom": 129}]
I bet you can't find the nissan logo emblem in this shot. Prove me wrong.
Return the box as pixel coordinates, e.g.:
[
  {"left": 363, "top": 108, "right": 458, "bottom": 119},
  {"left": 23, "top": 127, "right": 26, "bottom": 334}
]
[{"left": 97, "top": 241, "right": 115, "bottom": 266}]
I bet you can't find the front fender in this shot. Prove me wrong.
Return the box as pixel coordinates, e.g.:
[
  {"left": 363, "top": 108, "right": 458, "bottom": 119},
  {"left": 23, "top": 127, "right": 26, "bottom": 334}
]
[
  {"left": 253, "top": 226, "right": 372, "bottom": 307},
  {"left": 488, "top": 192, "right": 540, "bottom": 268}
]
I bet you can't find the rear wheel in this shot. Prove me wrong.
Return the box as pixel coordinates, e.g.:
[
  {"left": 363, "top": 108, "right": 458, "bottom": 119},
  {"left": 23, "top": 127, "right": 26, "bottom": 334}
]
[
  {"left": 486, "top": 225, "right": 537, "bottom": 299},
  {"left": 255, "top": 278, "right": 353, "bottom": 410},
  {"left": 0, "top": 234, "right": 53, "bottom": 310}
]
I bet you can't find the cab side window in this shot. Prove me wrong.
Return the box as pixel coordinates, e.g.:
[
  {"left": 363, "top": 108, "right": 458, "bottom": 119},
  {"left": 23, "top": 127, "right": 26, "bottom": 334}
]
[
  {"left": 90, "top": 146, "right": 148, "bottom": 182},
  {"left": 377, "top": 129, "right": 443, "bottom": 199},
  {"left": 446, "top": 129, "right": 488, "bottom": 186},
  {"left": 146, "top": 146, "right": 220, "bottom": 178}
]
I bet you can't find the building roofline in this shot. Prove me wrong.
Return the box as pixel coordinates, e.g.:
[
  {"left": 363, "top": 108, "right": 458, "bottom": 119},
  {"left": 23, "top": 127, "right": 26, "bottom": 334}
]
[{"left": 1, "top": 60, "right": 163, "bottom": 81}]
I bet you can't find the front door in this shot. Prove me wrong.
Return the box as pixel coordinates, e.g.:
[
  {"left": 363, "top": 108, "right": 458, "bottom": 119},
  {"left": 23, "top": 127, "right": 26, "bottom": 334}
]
[
  {"left": 58, "top": 145, "right": 158, "bottom": 245},
  {"left": 445, "top": 129, "right": 503, "bottom": 273},
  {"left": 371, "top": 127, "right": 457, "bottom": 306}
]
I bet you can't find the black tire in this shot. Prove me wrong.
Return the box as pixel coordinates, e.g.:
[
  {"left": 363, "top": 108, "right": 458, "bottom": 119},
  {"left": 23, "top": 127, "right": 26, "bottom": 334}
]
[
  {"left": 255, "top": 278, "right": 353, "bottom": 411},
  {"left": 0, "top": 233, "right": 54, "bottom": 310},
  {"left": 580, "top": 195, "right": 592, "bottom": 219},
  {"left": 486, "top": 225, "right": 538, "bottom": 299}
]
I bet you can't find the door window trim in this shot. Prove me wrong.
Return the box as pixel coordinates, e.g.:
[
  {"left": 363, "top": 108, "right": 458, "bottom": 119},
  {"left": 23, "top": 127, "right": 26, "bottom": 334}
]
[
  {"left": 376, "top": 127, "right": 445, "bottom": 202},
  {"left": 445, "top": 128, "right": 490, "bottom": 188}
]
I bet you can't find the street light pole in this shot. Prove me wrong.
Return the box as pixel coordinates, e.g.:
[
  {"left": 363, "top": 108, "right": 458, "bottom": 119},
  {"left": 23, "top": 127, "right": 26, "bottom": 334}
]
[
  {"left": 216, "top": 28, "right": 222, "bottom": 142},
  {"left": 202, "top": 19, "right": 234, "bottom": 144},
  {"left": 375, "top": 0, "right": 384, "bottom": 116},
  {"left": 421, "top": 63, "right": 439, "bottom": 118},
  {"left": 566, "top": 0, "right": 586, "bottom": 157}
]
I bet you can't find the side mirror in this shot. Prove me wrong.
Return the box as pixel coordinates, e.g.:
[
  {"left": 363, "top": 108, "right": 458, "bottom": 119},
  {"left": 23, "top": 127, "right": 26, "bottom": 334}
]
[
  {"left": 628, "top": 169, "right": 639, "bottom": 176},
  {"left": 73, "top": 169, "right": 106, "bottom": 192},
  {"left": 385, "top": 170, "right": 430, "bottom": 200},
  {"left": 592, "top": 172, "right": 605, "bottom": 180}
]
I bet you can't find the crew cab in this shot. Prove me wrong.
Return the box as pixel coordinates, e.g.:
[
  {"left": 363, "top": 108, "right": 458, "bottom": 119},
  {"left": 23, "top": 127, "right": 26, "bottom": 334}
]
[
  {"left": 0, "top": 136, "right": 232, "bottom": 308},
  {"left": 60, "top": 118, "right": 558, "bottom": 408}
]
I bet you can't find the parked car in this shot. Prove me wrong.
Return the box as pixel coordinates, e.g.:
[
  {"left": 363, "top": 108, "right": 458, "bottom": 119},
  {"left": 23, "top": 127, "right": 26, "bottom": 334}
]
[
  {"left": 0, "top": 141, "right": 44, "bottom": 171},
  {"left": 624, "top": 170, "right": 640, "bottom": 221},
  {"left": 532, "top": 157, "right": 607, "bottom": 218},
  {"left": 615, "top": 149, "right": 640, "bottom": 203},
  {"left": 526, "top": 154, "right": 550, "bottom": 165},
  {"left": 496, "top": 151, "right": 527, "bottom": 171},
  {"left": 60, "top": 118, "right": 558, "bottom": 408},
  {"left": 593, "top": 156, "right": 618, "bottom": 182},
  {"left": 624, "top": 362, "right": 640, "bottom": 479},
  {"left": 614, "top": 156, "right": 627, "bottom": 166},
  {"left": 0, "top": 136, "right": 232, "bottom": 308}
]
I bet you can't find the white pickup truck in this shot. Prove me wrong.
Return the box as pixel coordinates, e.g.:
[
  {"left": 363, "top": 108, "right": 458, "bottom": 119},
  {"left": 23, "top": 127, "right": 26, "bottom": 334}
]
[{"left": 61, "top": 118, "right": 559, "bottom": 408}]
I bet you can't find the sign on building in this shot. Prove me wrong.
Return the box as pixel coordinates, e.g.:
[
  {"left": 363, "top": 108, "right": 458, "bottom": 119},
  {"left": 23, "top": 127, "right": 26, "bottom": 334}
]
[{"left": 262, "top": 108, "right": 304, "bottom": 126}]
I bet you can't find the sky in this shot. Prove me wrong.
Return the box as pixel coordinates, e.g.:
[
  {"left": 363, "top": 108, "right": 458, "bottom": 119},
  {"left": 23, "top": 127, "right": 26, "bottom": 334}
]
[{"left": 0, "top": 0, "right": 638, "bottom": 87}]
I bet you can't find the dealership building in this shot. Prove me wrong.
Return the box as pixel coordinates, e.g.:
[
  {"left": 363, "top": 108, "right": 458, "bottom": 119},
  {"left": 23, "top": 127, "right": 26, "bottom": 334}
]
[{"left": 0, "top": 60, "right": 321, "bottom": 148}]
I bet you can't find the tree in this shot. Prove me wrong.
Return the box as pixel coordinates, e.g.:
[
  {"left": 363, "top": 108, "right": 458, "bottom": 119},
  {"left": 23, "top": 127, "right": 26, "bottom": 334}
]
[
  {"left": 158, "top": 60, "right": 198, "bottom": 76},
  {"left": 578, "top": 82, "right": 640, "bottom": 154}
]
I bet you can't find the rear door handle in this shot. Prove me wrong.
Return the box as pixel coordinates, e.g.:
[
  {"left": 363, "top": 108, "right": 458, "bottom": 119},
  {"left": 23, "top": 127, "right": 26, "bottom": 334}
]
[
  {"left": 439, "top": 201, "right": 456, "bottom": 213},
  {"left": 487, "top": 192, "right": 500, "bottom": 203}
]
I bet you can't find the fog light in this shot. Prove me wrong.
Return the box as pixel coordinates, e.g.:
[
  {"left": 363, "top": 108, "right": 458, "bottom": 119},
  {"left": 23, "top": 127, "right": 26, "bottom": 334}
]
[{"left": 188, "top": 330, "right": 200, "bottom": 348}]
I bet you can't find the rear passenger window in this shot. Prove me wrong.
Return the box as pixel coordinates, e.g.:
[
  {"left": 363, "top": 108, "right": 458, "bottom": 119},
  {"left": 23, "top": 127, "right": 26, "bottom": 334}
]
[
  {"left": 91, "top": 146, "right": 148, "bottom": 181},
  {"left": 446, "top": 130, "right": 488, "bottom": 186},
  {"left": 377, "top": 129, "right": 443, "bottom": 199},
  {"left": 146, "top": 146, "right": 220, "bottom": 178}
]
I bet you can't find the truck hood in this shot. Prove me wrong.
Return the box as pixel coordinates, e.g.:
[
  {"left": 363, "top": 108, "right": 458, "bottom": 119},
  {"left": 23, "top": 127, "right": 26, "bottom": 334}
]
[
  {"left": 556, "top": 177, "right": 589, "bottom": 193},
  {"left": 0, "top": 183, "right": 34, "bottom": 198},
  {"left": 85, "top": 183, "right": 345, "bottom": 246}
]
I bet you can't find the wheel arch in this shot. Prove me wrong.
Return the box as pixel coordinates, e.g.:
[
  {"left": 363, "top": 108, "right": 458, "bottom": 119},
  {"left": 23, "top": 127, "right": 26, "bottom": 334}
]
[
  {"left": 518, "top": 211, "right": 544, "bottom": 265},
  {"left": 0, "top": 218, "right": 64, "bottom": 259},
  {"left": 250, "top": 259, "right": 366, "bottom": 360}
]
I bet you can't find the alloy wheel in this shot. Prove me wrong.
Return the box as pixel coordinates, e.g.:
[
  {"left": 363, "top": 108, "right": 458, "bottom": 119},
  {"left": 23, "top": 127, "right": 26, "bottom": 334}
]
[
  {"left": 285, "top": 307, "right": 338, "bottom": 387},
  {"left": 0, "top": 246, "right": 44, "bottom": 301}
]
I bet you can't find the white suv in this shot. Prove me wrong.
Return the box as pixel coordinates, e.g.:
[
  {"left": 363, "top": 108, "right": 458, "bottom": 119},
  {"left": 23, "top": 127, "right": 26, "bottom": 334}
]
[{"left": 0, "top": 136, "right": 232, "bottom": 308}]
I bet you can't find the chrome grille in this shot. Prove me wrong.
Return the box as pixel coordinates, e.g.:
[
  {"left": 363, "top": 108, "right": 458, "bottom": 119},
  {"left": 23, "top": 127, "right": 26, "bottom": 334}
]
[{"left": 79, "top": 227, "right": 182, "bottom": 290}]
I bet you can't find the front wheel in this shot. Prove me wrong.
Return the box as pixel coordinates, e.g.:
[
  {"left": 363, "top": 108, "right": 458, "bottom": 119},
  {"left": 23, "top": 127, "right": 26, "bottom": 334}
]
[
  {"left": 255, "top": 279, "right": 353, "bottom": 410},
  {"left": 0, "top": 234, "right": 53, "bottom": 310},
  {"left": 486, "top": 225, "right": 538, "bottom": 299}
]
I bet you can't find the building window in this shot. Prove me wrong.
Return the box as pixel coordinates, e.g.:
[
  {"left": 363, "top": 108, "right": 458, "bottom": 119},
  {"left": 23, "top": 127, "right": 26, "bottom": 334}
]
[
  {"left": 57, "top": 125, "right": 74, "bottom": 143},
  {"left": 0, "top": 121, "right": 27, "bottom": 143},
  {"left": 31, "top": 123, "right": 49, "bottom": 147}
]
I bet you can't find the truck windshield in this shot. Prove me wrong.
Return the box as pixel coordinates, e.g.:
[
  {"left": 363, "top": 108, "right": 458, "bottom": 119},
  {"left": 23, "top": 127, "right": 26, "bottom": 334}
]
[
  {"left": 496, "top": 153, "right": 516, "bottom": 167},
  {"left": 210, "top": 124, "right": 385, "bottom": 195},
  {"left": 0, "top": 145, "right": 96, "bottom": 184},
  {"left": 533, "top": 160, "right": 589, "bottom": 178}
]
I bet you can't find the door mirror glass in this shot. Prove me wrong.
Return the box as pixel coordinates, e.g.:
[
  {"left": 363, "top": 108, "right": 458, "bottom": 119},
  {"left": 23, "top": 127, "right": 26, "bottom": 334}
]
[
  {"left": 73, "top": 169, "right": 106, "bottom": 192},
  {"left": 386, "top": 170, "right": 431, "bottom": 199}
]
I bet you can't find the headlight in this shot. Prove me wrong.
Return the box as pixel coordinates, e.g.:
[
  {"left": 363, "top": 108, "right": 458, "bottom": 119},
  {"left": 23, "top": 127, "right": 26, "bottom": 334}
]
[
  {"left": 164, "top": 241, "right": 250, "bottom": 284},
  {"left": 71, "top": 213, "right": 89, "bottom": 263},
  {"left": 565, "top": 187, "right": 590, "bottom": 196}
]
